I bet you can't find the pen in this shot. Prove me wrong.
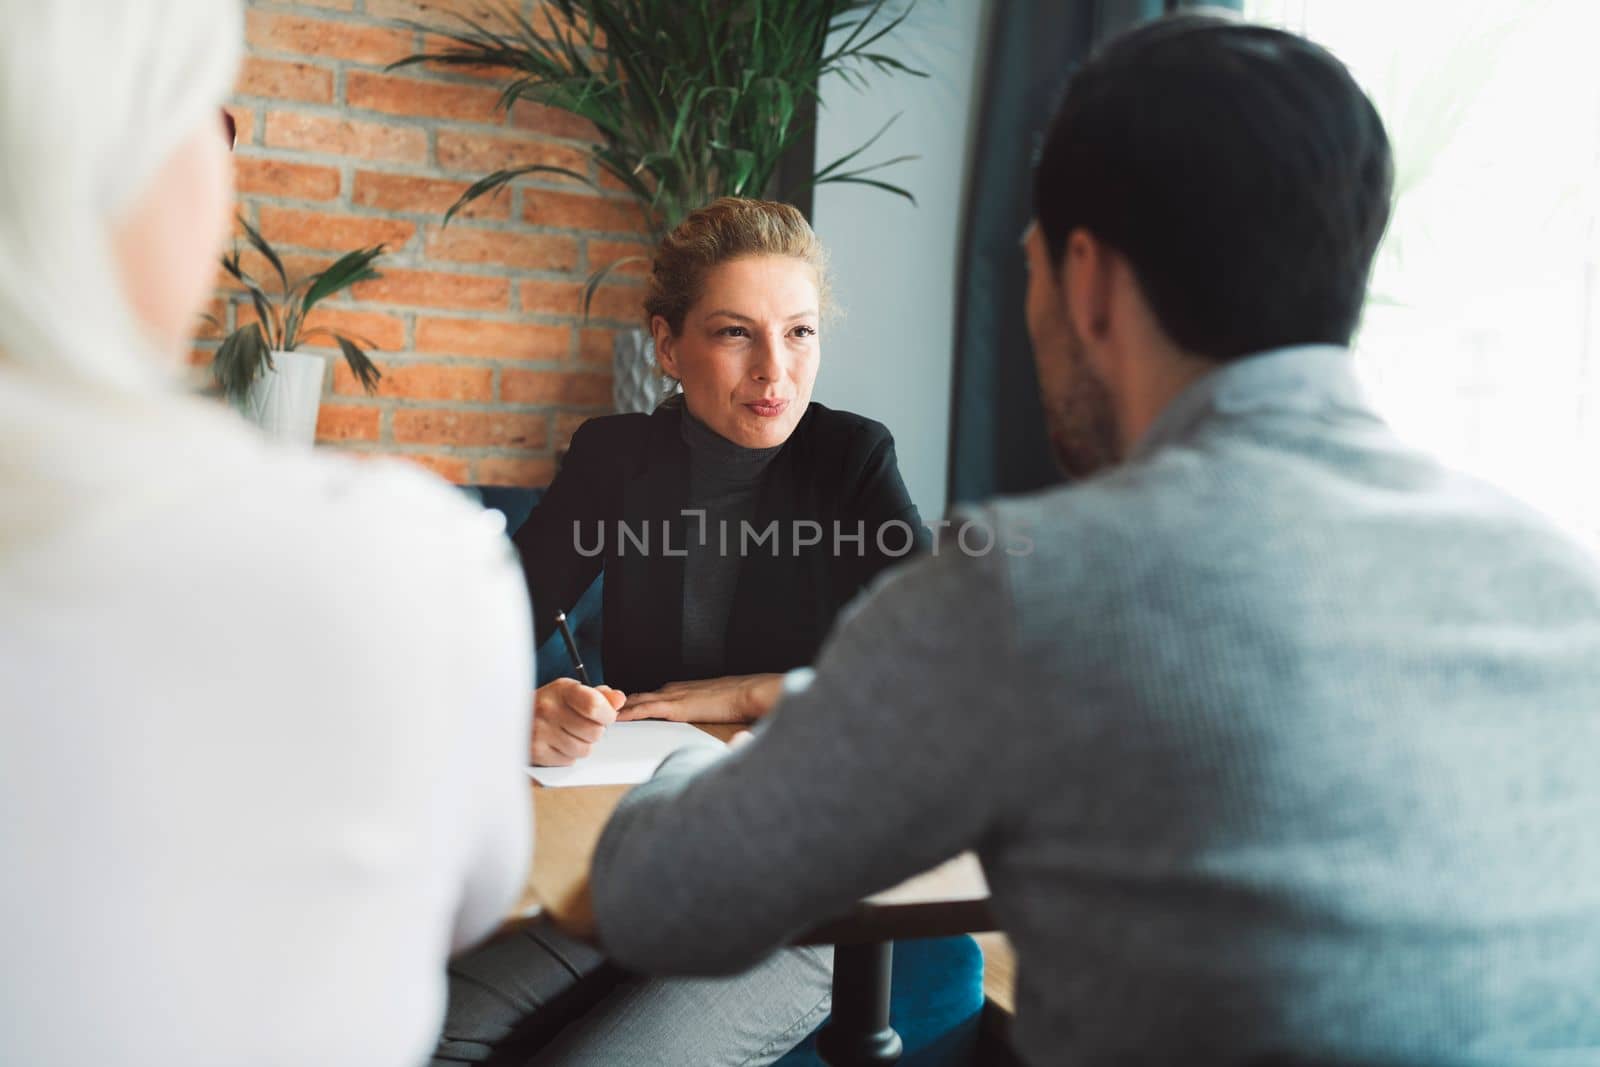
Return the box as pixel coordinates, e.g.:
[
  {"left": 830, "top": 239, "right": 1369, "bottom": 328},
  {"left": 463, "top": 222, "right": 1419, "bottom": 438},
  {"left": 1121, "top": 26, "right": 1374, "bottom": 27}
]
[{"left": 554, "top": 611, "right": 591, "bottom": 687}]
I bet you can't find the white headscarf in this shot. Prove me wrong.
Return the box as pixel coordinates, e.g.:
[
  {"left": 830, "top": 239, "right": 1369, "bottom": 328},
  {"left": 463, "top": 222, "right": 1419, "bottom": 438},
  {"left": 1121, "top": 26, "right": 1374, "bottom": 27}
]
[
  {"left": 0, "top": 0, "right": 245, "bottom": 554},
  {"left": 0, "top": 0, "right": 242, "bottom": 391}
]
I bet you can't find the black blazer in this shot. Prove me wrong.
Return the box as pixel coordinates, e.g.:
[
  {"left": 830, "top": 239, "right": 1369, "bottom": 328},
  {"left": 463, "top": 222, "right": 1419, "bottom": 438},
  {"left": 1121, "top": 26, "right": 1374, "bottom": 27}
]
[{"left": 512, "top": 401, "right": 925, "bottom": 693}]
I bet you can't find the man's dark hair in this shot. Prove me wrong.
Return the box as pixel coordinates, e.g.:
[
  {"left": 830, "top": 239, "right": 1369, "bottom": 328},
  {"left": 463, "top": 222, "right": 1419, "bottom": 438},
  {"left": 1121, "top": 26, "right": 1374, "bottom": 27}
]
[{"left": 1034, "top": 13, "right": 1393, "bottom": 361}]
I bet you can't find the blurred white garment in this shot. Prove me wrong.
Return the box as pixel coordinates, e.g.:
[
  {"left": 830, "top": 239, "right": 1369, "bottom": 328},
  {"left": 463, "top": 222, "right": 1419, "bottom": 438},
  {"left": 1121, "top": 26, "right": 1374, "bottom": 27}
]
[{"left": 0, "top": 364, "right": 534, "bottom": 1066}]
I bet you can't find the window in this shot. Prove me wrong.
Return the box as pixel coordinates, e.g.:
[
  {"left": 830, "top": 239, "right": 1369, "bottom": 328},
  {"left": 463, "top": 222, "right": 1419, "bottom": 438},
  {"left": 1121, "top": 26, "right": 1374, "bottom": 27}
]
[{"left": 1245, "top": 0, "right": 1600, "bottom": 540}]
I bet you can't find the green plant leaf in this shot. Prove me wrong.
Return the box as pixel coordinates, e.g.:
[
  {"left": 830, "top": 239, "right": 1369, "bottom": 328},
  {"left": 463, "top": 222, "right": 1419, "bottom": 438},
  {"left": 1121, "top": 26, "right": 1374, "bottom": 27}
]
[
  {"left": 813, "top": 173, "right": 917, "bottom": 205},
  {"left": 813, "top": 111, "right": 903, "bottom": 180},
  {"left": 393, "top": 0, "right": 924, "bottom": 236},
  {"left": 582, "top": 255, "right": 649, "bottom": 321},
  {"left": 212, "top": 322, "right": 271, "bottom": 407},
  {"left": 220, "top": 248, "right": 256, "bottom": 291},
  {"left": 238, "top": 214, "right": 290, "bottom": 298},
  {"left": 301, "top": 246, "right": 387, "bottom": 315},
  {"left": 860, "top": 52, "right": 928, "bottom": 78},
  {"left": 334, "top": 335, "right": 383, "bottom": 395},
  {"left": 241, "top": 285, "right": 279, "bottom": 352},
  {"left": 301, "top": 326, "right": 379, "bottom": 351},
  {"left": 446, "top": 164, "right": 597, "bottom": 223}
]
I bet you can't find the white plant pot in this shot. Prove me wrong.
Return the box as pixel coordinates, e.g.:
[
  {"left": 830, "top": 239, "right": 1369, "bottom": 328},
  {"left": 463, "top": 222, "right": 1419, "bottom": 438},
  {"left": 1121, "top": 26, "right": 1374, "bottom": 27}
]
[
  {"left": 612, "top": 328, "right": 680, "bottom": 414},
  {"left": 235, "top": 349, "right": 326, "bottom": 446}
]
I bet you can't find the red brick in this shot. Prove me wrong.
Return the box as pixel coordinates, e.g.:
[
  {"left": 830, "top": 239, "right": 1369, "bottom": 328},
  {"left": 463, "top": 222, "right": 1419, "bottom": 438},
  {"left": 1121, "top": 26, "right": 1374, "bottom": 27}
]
[
  {"left": 258, "top": 206, "right": 416, "bottom": 254},
  {"left": 583, "top": 284, "right": 646, "bottom": 324},
  {"left": 519, "top": 281, "right": 642, "bottom": 324},
  {"left": 194, "top": 299, "right": 227, "bottom": 341},
  {"left": 218, "top": 252, "right": 334, "bottom": 298},
  {"left": 589, "top": 239, "right": 651, "bottom": 276},
  {"left": 246, "top": 11, "right": 414, "bottom": 66},
  {"left": 228, "top": 105, "right": 258, "bottom": 147},
  {"left": 392, "top": 410, "right": 548, "bottom": 448},
  {"left": 553, "top": 411, "right": 596, "bottom": 450},
  {"left": 396, "top": 452, "right": 472, "bottom": 483},
  {"left": 265, "top": 111, "right": 427, "bottom": 164},
  {"left": 236, "top": 57, "right": 333, "bottom": 103},
  {"left": 298, "top": 308, "right": 407, "bottom": 351},
  {"left": 352, "top": 269, "right": 510, "bottom": 311},
  {"left": 316, "top": 404, "right": 380, "bottom": 442},
  {"left": 333, "top": 360, "right": 493, "bottom": 402},
  {"left": 346, "top": 70, "right": 503, "bottom": 123},
  {"left": 522, "top": 189, "right": 648, "bottom": 234},
  {"left": 578, "top": 327, "right": 618, "bottom": 364},
  {"left": 436, "top": 129, "right": 589, "bottom": 178},
  {"left": 365, "top": 0, "right": 513, "bottom": 22},
  {"left": 235, "top": 158, "right": 342, "bottom": 202},
  {"left": 415, "top": 33, "right": 523, "bottom": 82},
  {"left": 596, "top": 164, "right": 647, "bottom": 195},
  {"left": 474, "top": 456, "right": 557, "bottom": 487},
  {"left": 425, "top": 227, "right": 577, "bottom": 271},
  {"left": 353, "top": 171, "right": 509, "bottom": 221},
  {"left": 324, "top": 359, "right": 383, "bottom": 397},
  {"left": 510, "top": 100, "right": 597, "bottom": 141},
  {"left": 502, "top": 369, "right": 611, "bottom": 406},
  {"left": 519, "top": 279, "right": 583, "bottom": 317},
  {"left": 415, "top": 318, "right": 569, "bottom": 360}
]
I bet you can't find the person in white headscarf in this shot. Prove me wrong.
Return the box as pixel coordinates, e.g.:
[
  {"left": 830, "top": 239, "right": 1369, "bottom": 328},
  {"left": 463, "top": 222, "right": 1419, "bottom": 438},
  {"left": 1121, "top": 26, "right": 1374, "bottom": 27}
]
[{"left": 0, "top": 3, "right": 535, "bottom": 1064}]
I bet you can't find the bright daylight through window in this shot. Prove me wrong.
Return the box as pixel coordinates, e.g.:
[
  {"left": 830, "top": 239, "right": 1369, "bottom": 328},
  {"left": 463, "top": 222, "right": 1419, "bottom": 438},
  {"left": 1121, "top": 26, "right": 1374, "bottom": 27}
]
[{"left": 1246, "top": 0, "right": 1600, "bottom": 540}]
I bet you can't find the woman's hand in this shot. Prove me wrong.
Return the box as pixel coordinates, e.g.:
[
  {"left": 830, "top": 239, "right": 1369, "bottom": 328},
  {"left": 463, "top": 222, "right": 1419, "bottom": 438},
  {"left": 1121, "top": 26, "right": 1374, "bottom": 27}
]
[
  {"left": 618, "top": 673, "right": 784, "bottom": 724},
  {"left": 530, "top": 679, "right": 627, "bottom": 766}
]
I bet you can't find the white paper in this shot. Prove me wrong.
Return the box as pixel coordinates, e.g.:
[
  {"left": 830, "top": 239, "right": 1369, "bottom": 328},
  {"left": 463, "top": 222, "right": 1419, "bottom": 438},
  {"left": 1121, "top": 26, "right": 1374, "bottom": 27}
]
[{"left": 527, "top": 721, "right": 725, "bottom": 787}]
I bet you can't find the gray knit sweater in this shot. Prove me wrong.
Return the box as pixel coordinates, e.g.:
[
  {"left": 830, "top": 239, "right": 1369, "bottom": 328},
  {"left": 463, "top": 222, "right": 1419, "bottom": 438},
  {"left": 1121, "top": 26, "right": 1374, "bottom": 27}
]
[{"left": 592, "top": 345, "right": 1600, "bottom": 1066}]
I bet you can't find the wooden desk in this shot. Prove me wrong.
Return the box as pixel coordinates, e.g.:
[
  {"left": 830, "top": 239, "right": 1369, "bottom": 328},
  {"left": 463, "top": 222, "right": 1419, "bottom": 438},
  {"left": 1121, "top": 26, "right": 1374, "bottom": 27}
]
[{"left": 517, "top": 724, "right": 995, "bottom": 1067}]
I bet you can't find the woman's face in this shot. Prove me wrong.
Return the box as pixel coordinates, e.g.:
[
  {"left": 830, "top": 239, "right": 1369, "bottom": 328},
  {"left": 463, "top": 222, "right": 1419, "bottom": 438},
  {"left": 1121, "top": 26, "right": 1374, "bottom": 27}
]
[
  {"left": 652, "top": 255, "right": 821, "bottom": 449},
  {"left": 113, "top": 118, "right": 235, "bottom": 364}
]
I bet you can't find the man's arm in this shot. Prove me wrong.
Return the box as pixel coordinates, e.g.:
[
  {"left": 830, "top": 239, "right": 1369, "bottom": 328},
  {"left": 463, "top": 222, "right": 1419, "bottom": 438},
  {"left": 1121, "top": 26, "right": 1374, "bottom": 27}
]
[{"left": 590, "top": 518, "right": 1033, "bottom": 974}]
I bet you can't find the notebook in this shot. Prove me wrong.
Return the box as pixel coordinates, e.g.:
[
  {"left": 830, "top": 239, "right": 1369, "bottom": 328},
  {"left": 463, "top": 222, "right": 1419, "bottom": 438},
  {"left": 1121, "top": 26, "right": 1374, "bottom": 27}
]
[{"left": 526, "top": 720, "right": 726, "bottom": 787}]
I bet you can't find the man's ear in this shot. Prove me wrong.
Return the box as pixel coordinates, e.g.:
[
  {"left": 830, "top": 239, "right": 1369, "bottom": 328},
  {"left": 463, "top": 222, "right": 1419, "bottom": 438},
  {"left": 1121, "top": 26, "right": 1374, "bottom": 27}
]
[
  {"left": 650, "top": 315, "right": 678, "bottom": 377},
  {"left": 1062, "top": 228, "right": 1114, "bottom": 346}
]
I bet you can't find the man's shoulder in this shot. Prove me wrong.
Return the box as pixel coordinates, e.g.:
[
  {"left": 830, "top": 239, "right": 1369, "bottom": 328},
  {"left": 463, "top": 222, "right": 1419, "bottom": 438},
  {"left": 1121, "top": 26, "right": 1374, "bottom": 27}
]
[{"left": 980, "top": 455, "right": 1191, "bottom": 554}]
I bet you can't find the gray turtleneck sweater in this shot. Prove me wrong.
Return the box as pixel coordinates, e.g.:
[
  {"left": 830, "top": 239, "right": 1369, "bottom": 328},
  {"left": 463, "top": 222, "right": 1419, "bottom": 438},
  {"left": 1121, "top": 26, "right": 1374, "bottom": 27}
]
[
  {"left": 679, "top": 409, "right": 781, "bottom": 677},
  {"left": 594, "top": 345, "right": 1600, "bottom": 1066}
]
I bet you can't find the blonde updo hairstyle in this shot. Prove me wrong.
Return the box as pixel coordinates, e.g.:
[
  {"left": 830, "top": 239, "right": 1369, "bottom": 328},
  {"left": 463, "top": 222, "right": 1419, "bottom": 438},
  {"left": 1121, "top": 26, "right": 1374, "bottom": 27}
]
[{"left": 643, "top": 198, "right": 831, "bottom": 355}]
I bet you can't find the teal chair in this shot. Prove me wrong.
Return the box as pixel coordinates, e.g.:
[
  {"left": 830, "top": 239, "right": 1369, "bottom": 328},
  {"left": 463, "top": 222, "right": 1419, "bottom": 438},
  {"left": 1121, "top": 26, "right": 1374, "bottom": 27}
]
[
  {"left": 467, "top": 486, "right": 604, "bottom": 686},
  {"left": 469, "top": 485, "right": 988, "bottom": 1065},
  {"left": 776, "top": 937, "right": 985, "bottom": 1066}
]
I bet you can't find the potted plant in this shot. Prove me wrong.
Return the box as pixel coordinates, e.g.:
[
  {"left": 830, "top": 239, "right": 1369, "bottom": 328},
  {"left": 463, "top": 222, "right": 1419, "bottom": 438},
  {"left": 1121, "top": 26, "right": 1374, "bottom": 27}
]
[
  {"left": 209, "top": 217, "right": 386, "bottom": 445},
  {"left": 395, "top": 0, "right": 923, "bottom": 413}
]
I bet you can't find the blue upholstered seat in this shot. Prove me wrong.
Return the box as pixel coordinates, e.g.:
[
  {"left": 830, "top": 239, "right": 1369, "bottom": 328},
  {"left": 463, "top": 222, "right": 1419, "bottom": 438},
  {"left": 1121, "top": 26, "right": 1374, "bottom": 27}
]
[
  {"left": 774, "top": 937, "right": 985, "bottom": 1067},
  {"left": 467, "top": 486, "right": 605, "bottom": 686},
  {"left": 466, "top": 485, "right": 986, "bottom": 1065}
]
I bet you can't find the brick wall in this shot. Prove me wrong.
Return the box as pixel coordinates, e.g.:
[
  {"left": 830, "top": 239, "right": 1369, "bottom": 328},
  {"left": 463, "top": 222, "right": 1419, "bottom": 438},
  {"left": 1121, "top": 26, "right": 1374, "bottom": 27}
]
[{"left": 198, "top": 0, "right": 654, "bottom": 486}]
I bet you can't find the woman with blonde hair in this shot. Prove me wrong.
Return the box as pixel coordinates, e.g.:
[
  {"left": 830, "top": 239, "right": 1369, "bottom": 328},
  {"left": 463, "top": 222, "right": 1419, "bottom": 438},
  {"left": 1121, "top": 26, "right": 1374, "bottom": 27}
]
[
  {"left": 520, "top": 196, "right": 924, "bottom": 752},
  {"left": 435, "top": 198, "right": 926, "bottom": 1064},
  {"left": 0, "top": 3, "right": 534, "bottom": 1063}
]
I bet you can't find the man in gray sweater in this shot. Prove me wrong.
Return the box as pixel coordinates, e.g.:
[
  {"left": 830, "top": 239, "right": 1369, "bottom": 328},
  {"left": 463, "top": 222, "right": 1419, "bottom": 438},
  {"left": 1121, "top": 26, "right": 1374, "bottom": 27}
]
[{"left": 589, "top": 13, "right": 1600, "bottom": 1066}]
